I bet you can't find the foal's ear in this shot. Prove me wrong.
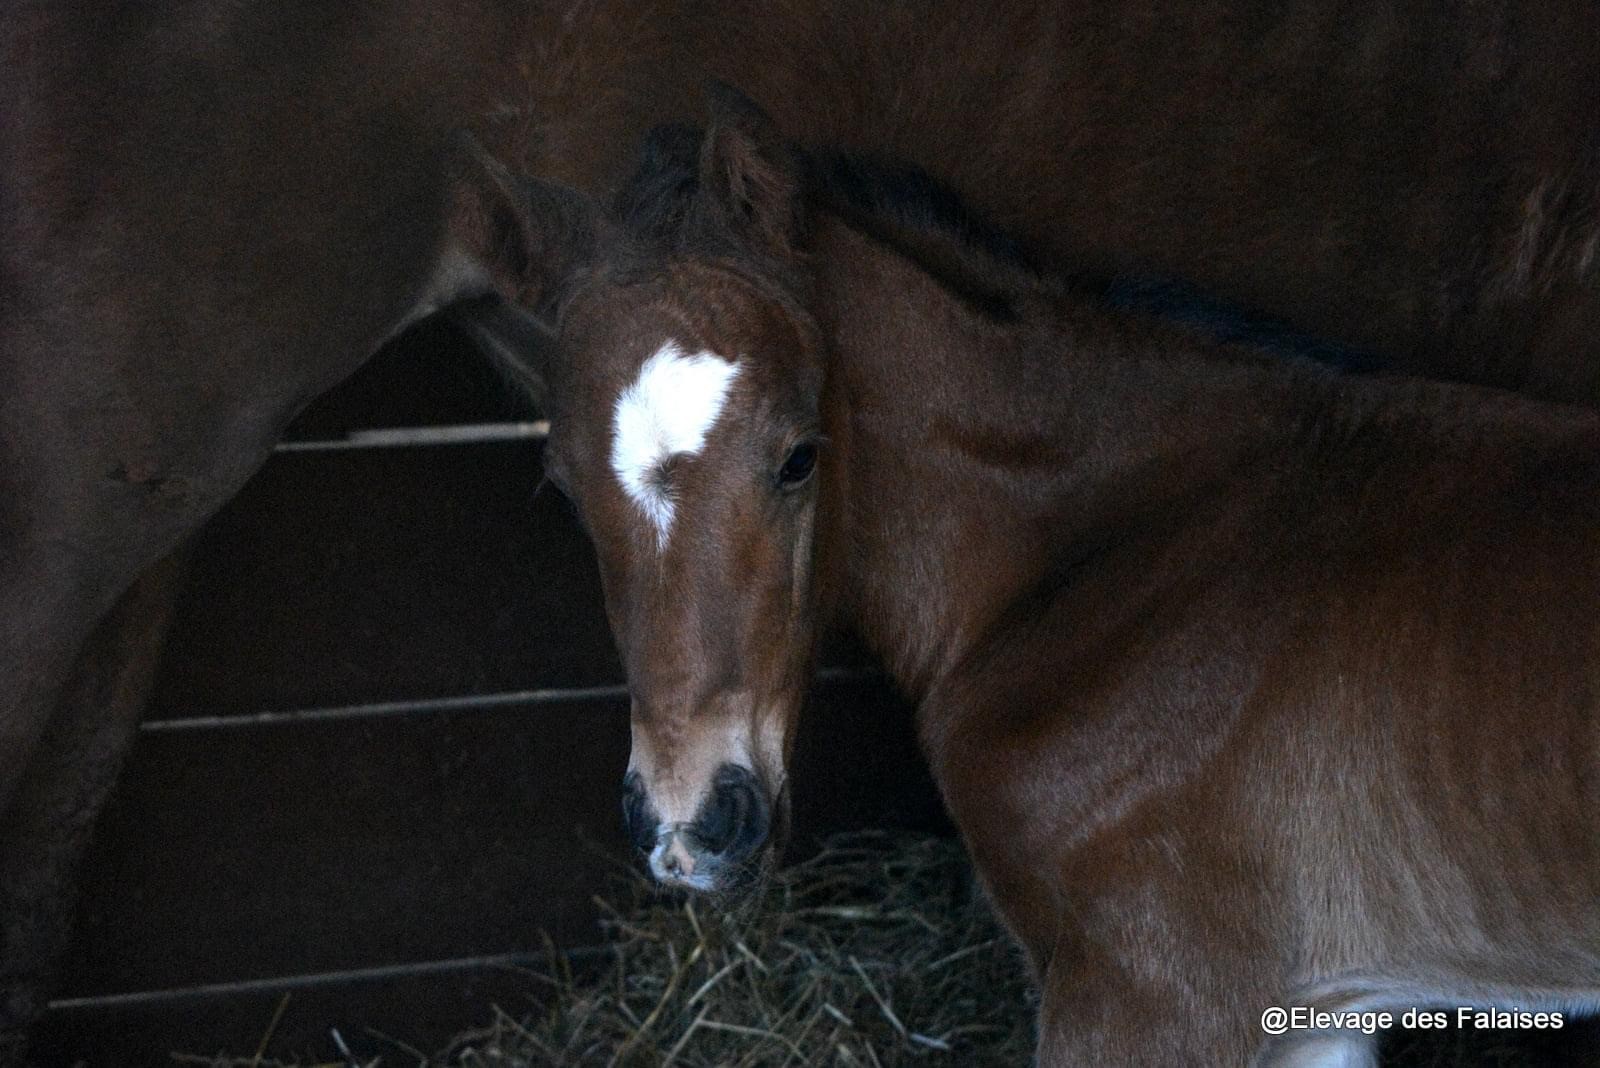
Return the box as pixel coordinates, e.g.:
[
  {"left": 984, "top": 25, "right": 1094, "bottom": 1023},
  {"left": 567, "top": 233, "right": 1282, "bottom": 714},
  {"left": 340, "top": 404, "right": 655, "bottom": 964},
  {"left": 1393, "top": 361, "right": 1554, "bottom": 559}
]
[
  {"left": 450, "top": 133, "right": 603, "bottom": 315},
  {"left": 698, "top": 82, "right": 804, "bottom": 262}
]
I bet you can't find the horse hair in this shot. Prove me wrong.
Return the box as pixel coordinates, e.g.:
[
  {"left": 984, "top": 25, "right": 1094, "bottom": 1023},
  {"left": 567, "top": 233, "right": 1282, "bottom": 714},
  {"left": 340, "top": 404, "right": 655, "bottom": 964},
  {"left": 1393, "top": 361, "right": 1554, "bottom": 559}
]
[{"left": 614, "top": 121, "right": 1386, "bottom": 371}]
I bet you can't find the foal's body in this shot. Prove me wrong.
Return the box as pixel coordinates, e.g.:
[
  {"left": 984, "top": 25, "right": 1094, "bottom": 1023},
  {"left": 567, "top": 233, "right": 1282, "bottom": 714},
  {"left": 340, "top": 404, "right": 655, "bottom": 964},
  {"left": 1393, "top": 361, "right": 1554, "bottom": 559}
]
[
  {"left": 814, "top": 218, "right": 1600, "bottom": 1060},
  {"left": 468, "top": 96, "right": 1600, "bottom": 1062}
]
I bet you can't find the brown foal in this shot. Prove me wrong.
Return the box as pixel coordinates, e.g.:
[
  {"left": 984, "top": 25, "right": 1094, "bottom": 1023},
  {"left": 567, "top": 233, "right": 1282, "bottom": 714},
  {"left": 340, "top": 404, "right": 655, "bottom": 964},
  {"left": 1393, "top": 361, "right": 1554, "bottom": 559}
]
[
  {"left": 7, "top": 2, "right": 1600, "bottom": 1056},
  {"left": 455, "top": 90, "right": 1600, "bottom": 1065}
]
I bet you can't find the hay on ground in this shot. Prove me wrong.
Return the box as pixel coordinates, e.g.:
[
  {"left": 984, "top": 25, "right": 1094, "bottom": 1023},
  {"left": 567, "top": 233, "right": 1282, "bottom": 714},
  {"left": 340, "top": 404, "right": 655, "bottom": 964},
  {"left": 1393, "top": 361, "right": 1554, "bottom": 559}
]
[
  {"left": 178, "top": 830, "right": 1589, "bottom": 1067},
  {"left": 443, "top": 830, "right": 1037, "bottom": 1067},
  {"left": 181, "top": 831, "right": 1034, "bottom": 1067}
]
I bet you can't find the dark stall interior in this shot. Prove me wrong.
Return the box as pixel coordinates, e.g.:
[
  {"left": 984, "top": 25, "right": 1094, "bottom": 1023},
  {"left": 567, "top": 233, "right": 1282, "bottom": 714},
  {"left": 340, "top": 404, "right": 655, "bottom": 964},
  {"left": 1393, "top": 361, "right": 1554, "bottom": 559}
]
[
  {"left": 25, "top": 324, "right": 1600, "bottom": 1068},
  {"left": 31, "top": 321, "right": 947, "bottom": 1066}
]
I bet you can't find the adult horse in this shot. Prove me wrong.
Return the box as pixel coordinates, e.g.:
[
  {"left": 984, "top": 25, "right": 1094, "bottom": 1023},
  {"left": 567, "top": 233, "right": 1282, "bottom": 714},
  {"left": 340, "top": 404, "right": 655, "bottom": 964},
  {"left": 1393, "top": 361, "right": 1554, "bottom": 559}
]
[
  {"left": 454, "top": 90, "right": 1600, "bottom": 1065},
  {"left": 4, "top": 0, "right": 1599, "bottom": 1056},
  {"left": 524, "top": 0, "right": 1600, "bottom": 405},
  {"left": 0, "top": 2, "right": 545, "bottom": 1051}
]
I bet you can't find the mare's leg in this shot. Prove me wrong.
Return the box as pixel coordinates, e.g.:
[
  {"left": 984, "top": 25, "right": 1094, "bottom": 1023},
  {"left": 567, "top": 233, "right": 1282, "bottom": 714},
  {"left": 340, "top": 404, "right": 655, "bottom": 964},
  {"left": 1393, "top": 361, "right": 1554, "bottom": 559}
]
[
  {"left": 0, "top": 305, "right": 423, "bottom": 1053},
  {"left": 0, "top": 7, "right": 503, "bottom": 1057},
  {"left": 0, "top": 27, "right": 470, "bottom": 812},
  {"left": 0, "top": 178, "right": 458, "bottom": 1063},
  {"left": 0, "top": 354, "right": 291, "bottom": 816},
  {"left": 0, "top": 555, "right": 185, "bottom": 1063}
]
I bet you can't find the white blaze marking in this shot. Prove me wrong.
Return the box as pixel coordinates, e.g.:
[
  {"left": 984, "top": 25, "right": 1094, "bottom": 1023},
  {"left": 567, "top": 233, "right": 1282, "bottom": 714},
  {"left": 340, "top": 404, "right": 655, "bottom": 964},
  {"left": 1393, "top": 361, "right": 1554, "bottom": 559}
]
[{"left": 610, "top": 341, "right": 741, "bottom": 547}]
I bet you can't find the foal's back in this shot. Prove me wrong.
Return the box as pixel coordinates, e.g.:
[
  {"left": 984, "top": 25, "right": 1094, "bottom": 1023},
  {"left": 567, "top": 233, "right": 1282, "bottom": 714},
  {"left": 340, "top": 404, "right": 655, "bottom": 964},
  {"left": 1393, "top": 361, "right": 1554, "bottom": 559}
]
[
  {"left": 913, "top": 315, "right": 1600, "bottom": 1060},
  {"left": 805, "top": 201, "right": 1600, "bottom": 1057}
]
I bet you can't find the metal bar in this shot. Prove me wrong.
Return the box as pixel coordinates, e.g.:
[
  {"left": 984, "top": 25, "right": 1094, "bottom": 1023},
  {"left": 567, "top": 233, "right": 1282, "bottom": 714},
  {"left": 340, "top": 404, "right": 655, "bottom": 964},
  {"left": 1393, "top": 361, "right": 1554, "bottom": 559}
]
[
  {"left": 45, "top": 946, "right": 611, "bottom": 1012},
  {"left": 139, "top": 684, "right": 631, "bottom": 732},
  {"left": 139, "top": 667, "right": 877, "bottom": 733},
  {"left": 273, "top": 421, "right": 549, "bottom": 453}
]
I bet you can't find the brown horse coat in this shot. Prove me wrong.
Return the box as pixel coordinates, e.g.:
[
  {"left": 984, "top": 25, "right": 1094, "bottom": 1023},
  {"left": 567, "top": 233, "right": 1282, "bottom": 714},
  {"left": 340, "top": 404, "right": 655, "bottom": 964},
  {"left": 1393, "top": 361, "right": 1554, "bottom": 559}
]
[
  {"left": 4, "top": 0, "right": 1599, "bottom": 1055},
  {"left": 459, "top": 91, "right": 1600, "bottom": 1065},
  {"left": 522, "top": 0, "right": 1600, "bottom": 404}
]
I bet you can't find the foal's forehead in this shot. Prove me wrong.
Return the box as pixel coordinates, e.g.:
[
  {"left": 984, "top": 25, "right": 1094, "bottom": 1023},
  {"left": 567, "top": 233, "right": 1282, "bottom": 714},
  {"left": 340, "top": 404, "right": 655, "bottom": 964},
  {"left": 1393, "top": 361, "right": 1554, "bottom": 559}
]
[
  {"left": 606, "top": 337, "right": 744, "bottom": 548},
  {"left": 553, "top": 263, "right": 813, "bottom": 462}
]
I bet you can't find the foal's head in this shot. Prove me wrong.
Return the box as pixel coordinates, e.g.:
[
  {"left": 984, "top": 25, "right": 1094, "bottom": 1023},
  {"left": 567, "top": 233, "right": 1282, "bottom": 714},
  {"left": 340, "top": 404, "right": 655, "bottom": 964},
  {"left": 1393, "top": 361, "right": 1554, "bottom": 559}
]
[{"left": 456, "top": 89, "right": 828, "bottom": 895}]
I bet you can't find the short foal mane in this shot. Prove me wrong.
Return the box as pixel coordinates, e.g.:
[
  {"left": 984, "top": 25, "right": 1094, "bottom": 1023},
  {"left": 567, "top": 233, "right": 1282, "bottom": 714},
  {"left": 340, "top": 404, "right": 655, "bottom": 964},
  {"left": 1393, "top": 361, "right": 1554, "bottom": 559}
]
[
  {"left": 612, "top": 122, "right": 1040, "bottom": 321},
  {"left": 611, "top": 119, "right": 1388, "bottom": 371}
]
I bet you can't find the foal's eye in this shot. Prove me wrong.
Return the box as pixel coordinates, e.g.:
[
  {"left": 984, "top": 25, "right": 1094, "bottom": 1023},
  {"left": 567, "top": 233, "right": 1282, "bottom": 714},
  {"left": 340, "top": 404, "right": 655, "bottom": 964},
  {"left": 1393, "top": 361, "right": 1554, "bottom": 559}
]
[{"left": 777, "top": 441, "right": 818, "bottom": 488}]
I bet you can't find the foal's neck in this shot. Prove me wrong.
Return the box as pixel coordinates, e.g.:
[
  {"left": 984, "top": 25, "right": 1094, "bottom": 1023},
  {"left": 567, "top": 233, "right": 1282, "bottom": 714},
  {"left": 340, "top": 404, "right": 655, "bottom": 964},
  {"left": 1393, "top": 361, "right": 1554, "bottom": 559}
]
[{"left": 810, "top": 217, "right": 1315, "bottom": 696}]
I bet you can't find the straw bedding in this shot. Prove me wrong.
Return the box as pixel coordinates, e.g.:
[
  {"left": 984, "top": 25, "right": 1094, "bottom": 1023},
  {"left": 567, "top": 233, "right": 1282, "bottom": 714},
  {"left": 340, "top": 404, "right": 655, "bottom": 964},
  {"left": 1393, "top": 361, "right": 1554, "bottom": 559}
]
[
  {"left": 186, "top": 832, "right": 1580, "bottom": 1067},
  {"left": 438, "top": 831, "right": 1036, "bottom": 1067}
]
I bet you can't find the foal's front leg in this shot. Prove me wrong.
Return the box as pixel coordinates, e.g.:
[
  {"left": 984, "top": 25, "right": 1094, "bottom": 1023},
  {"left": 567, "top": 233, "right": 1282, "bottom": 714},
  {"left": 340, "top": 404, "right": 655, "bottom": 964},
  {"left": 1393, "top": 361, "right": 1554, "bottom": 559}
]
[
  {"left": 1011, "top": 863, "right": 1309, "bottom": 1068},
  {"left": 1034, "top": 943, "right": 1267, "bottom": 1066},
  {"left": 1034, "top": 940, "right": 1387, "bottom": 1067}
]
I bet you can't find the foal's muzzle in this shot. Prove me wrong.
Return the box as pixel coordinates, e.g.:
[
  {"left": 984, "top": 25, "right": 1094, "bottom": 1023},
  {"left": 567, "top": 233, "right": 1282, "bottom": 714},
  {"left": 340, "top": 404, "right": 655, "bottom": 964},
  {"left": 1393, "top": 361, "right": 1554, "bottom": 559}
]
[{"left": 621, "top": 764, "right": 772, "bottom": 892}]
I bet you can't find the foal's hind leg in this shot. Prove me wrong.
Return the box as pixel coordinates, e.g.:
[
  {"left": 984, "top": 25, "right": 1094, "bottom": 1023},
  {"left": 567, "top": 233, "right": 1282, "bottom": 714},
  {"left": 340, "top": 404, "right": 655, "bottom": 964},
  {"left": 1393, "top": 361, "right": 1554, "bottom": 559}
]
[{"left": 0, "top": 556, "right": 183, "bottom": 1063}]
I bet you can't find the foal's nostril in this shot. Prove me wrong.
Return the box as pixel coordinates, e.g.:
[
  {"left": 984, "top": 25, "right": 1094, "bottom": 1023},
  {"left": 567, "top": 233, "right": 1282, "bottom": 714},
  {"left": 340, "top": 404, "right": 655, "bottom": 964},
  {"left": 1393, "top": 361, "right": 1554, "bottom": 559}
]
[
  {"left": 621, "top": 771, "right": 655, "bottom": 854},
  {"left": 697, "top": 763, "right": 770, "bottom": 864}
]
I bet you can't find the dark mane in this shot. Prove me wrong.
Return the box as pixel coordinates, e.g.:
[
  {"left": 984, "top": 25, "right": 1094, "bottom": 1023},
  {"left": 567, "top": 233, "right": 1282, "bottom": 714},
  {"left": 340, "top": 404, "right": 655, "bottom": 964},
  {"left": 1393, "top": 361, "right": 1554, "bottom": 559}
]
[
  {"left": 805, "top": 150, "right": 1043, "bottom": 321},
  {"left": 613, "top": 122, "right": 1037, "bottom": 320},
  {"left": 612, "top": 123, "right": 706, "bottom": 250},
  {"left": 618, "top": 123, "right": 1025, "bottom": 258},
  {"left": 804, "top": 150, "right": 1038, "bottom": 275},
  {"left": 614, "top": 123, "right": 1385, "bottom": 370}
]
